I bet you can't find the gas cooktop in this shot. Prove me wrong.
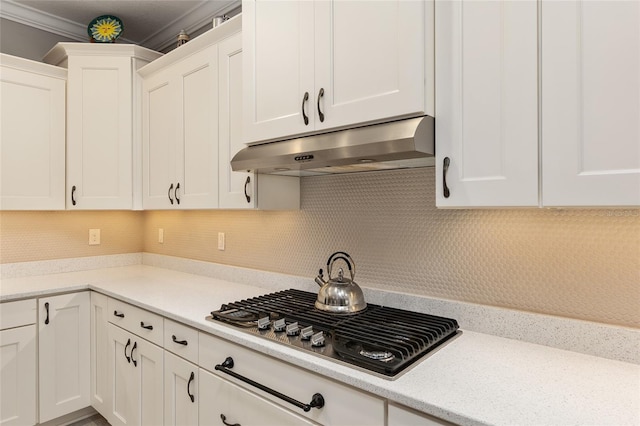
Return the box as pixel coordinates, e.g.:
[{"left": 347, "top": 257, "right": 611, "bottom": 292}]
[{"left": 206, "top": 289, "right": 459, "bottom": 378}]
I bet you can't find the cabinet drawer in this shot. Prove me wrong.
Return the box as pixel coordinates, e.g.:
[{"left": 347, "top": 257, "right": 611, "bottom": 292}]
[
  {"left": 164, "top": 319, "right": 198, "bottom": 363},
  {"left": 0, "top": 299, "right": 36, "bottom": 330},
  {"left": 199, "top": 332, "right": 384, "bottom": 426},
  {"left": 107, "top": 298, "right": 163, "bottom": 346}
]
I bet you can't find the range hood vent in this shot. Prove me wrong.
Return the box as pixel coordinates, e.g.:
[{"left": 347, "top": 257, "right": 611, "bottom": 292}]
[{"left": 231, "top": 116, "right": 435, "bottom": 176}]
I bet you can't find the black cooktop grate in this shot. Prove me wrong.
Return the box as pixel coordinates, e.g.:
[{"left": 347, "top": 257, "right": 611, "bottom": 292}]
[{"left": 210, "top": 289, "right": 459, "bottom": 377}]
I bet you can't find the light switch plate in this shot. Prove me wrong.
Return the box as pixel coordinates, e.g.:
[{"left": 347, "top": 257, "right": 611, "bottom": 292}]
[{"left": 218, "top": 232, "right": 225, "bottom": 250}]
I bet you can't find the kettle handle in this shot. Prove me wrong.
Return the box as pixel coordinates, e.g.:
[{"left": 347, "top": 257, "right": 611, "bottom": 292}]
[{"left": 327, "top": 252, "right": 355, "bottom": 281}]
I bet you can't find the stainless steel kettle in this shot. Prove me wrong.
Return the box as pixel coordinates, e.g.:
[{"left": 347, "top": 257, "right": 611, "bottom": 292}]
[{"left": 314, "top": 252, "right": 367, "bottom": 314}]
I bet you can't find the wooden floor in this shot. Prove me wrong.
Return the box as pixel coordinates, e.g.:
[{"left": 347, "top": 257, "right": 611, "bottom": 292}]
[{"left": 68, "top": 414, "right": 110, "bottom": 426}]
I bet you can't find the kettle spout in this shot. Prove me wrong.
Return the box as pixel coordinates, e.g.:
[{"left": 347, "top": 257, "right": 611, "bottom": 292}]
[{"left": 315, "top": 269, "right": 326, "bottom": 287}]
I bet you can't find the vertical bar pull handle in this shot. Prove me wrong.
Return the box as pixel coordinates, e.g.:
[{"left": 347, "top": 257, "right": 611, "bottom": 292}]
[
  {"left": 175, "top": 183, "right": 181, "bottom": 205},
  {"left": 44, "top": 302, "right": 50, "bottom": 325},
  {"left": 71, "top": 186, "right": 77, "bottom": 206},
  {"left": 301, "top": 92, "right": 310, "bottom": 125},
  {"left": 244, "top": 176, "right": 251, "bottom": 203},
  {"left": 131, "top": 341, "right": 137, "bottom": 367},
  {"left": 168, "top": 183, "right": 174, "bottom": 205},
  {"left": 317, "top": 88, "right": 325, "bottom": 122},
  {"left": 443, "top": 157, "right": 451, "bottom": 198},
  {"left": 124, "top": 338, "right": 131, "bottom": 363},
  {"left": 187, "top": 371, "right": 195, "bottom": 403}
]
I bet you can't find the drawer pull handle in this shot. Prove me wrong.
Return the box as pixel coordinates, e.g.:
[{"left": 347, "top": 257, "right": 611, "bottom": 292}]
[
  {"left": 215, "top": 357, "right": 325, "bottom": 412},
  {"left": 187, "top": 371, "right": 195, "bottom": 403},
  {"left": 113, "top": 310, "right": 125, "bottom": 318},
  {"left": 131, "top": 341, "right": 137, "bottom": 367},
  {"left": 140, "top": 321, "right": 153, "bottom": 330},
  {"left": 124, "top": 338, "right": 131, "bottom": 363},
  {"left": 44, "top": 302, "right": 50, "bottom": 325},
  {"left": 172, "top": 335, "right": 188, "bottom": 346},
  {"left": 220, "top": 414, "right": 240, "bottom": 426}
]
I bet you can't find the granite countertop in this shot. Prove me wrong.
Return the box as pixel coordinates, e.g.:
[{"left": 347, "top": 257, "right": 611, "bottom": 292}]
[{"left": 1, "top": 263, "right": 639, "bottom": 425}]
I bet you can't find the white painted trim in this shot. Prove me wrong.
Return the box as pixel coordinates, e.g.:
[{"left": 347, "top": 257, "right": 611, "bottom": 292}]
[
  {"left": 140, "top": 1, "right": 240, "bottom": 52},
  {"left": 0, "top": 0, "right": 240, "bottom": 52},
  {"left": 0, "top": 0, "right": 135, "bottom": 44}
]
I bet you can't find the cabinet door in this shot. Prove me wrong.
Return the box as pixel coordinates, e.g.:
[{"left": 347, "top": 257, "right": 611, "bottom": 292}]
[
  {"left": 541, "top": 0, "right": 640, "bottom": 206},
  {"left": 164, "top": 352, "right": 198, "bottom": 426},
  {"left": 0, "top": 63, "right": 65, "bottom": 210},
  {"left": 173, "top": 45, "right": 219, "bottom": 209},
  {"left": 90, "top": 292, "right": 109, "bottom": 418},
  {"left": 142, "top": 67, "right": 176, "bottom": 210},
  {"left": 314, "top": 0, "right": 429, "bottom": 131},
  {"left": 107, "top": 324, "right": 137, "bottom": 426},
  {"left": 133, "top": 337, "right": 163, "bottom": 426},
  {"left": 219, "top": 33, "right": 256, "bottom": 209},
  {"left": 199, "top": 369, "right": 316, "bottom": 426},
  {"left": 38, "top": 292, "right": 90, "bottom": 423},
  {"left": 66, "top": 56, "right": 134, "bottom": 209},
  {"left": 0, "top": 325, "right": 36, "bottom": 426},
  {"left": 435, "top": 0, "right": 539, "bottom": 207},
  {"left": 243, "top": 0, "right": 315, "bottom": 144}
]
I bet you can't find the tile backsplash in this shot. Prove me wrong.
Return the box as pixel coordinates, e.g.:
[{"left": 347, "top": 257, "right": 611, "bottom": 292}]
[{"left": 1, "top": 168, "right": 638, "bottom": 328}]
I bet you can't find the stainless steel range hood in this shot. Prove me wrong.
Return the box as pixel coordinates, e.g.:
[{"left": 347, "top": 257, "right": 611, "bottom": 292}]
[{"left": 231, "top": 116, "right": 435, "bottom": 176}]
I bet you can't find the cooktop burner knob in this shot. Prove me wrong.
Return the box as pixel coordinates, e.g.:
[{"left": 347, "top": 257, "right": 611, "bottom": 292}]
[
  {"left": 257, "top": 316, "right": 271, "bottom": 330},
  {"left": 273, "top": 318, "right": 286, "bottom": 332},
  {"left": 301, "top": 326, "right": 314, "bottom": 340},
  {"left": 286, "top": 322, "right": 300, "bottom": 336},
  {"left": 311, "top": 331, "right": 325, "bottom": 347}
]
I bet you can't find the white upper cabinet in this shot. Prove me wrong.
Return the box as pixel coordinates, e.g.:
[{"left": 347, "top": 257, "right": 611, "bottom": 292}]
[
  {"left": 218, "top": 31, "right": 300, "bottom": 210},
  {"left": 0, "top": 54, "right": 66, "bottom": 210},
  {"left": 141, "top": 36, "right": 222, "bottom": 210},
  {"left": 44, "top": 44, "right": 161, "bottom": 210},
  {"left": 242, "top": 0, "right": 433, "bottom": 144},
  {"left": 435, "top": 0, "right": 539, "bottom": 207},
  {"left": 541, "top": 0, "right": 640, "bottom": 207}
]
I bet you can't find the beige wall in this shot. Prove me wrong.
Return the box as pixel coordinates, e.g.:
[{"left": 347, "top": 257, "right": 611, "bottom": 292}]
[
  {"left": 0, "top": 210, "right": 143, "bottom": 263},
  {"left": 1, "top": 169, "right": 639, "bottom": 328}
]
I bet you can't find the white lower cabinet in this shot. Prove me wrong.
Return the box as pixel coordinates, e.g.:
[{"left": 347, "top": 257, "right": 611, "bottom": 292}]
[
  {"left": 0, "top": 300, "right": 37, "bottom": 426},
  {"left": 199, "top": 331, "right": 384, "bottom": 426},
  {"left": 107, "top": 323, "right": 164, "bottom": 426},
  {"left": 199, "top": 368, "right": 316, "bottom": 426},
  {"left": 164, "top": 351, "right": 198, "bottom": 426},
  {"left": 90, "top": 292, "right": 109, "bottom": 418},
  {"left": 38, "top": 292, "right": 90, "bottom": 423}
]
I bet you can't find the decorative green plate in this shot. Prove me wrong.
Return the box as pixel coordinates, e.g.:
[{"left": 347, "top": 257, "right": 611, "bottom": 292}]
[{"left": 88, "top": 15, "right": 123, "bottom": 43}]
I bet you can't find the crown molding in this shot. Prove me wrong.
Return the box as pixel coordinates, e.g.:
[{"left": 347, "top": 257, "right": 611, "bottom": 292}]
[
  {"left": 0, "top": 0, "right": 135, "bottom": 44},
  {"left": 0, "top": 0, "right": 240, "bottom": 52},
  {"left": 140, "top": 0, "right": 240, "bottom": 52}
]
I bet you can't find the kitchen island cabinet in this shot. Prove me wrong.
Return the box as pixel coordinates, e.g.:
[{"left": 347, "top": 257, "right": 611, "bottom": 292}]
[
  {"left": 242, "top": 0, "right": 433, "bottom": 145},
  {"left": 0, "top": 54, "right": 66, "bottom": 211},
  {"left": 436, "top": 0, "right": 640, "bottom": 208},
  {"left": 38, "top": 292, "right": 90, "bottom": 423},
  {"left": 43, "top": 44, "right": 161, "bottom": 210}
]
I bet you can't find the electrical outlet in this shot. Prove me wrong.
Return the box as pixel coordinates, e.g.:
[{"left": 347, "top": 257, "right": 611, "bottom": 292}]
[
  {"left": 158, "top": 228, "right": 164, "bottom": 243},
  {"left": 218, "top": 232, "right": 225, "bottom": 251},
  {"left": 89, "top": 229, "right": 101, "bottom": 245}
]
